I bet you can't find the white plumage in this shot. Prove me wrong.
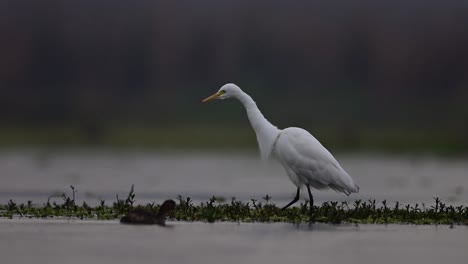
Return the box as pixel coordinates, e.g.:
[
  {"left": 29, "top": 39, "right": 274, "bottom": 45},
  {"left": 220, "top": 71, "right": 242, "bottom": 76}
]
[
  {"left": 202, "top": 83, "right": 359, "bottom": 217},
  {"left": 274, "top": 127, "right": 359, "bottom": 195}
]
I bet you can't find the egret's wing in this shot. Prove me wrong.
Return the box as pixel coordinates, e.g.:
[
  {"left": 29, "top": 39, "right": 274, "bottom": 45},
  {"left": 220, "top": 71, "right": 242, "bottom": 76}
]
[{"left": 275, "top": 128, "right": 359, "bottom": 194}]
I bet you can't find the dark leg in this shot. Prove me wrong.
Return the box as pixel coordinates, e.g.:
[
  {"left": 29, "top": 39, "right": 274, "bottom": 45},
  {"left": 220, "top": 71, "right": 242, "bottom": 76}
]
[
  {"left": 281, "top": 188, "right": 300, "bottom": 210},
  {"left": 306, "top": 184, "right": 314, "bottom": 221}
]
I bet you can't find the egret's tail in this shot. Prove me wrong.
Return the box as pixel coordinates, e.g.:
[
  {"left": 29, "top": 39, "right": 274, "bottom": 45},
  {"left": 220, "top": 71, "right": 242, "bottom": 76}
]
[{"left": 342, "top": 182, "right": 359, "bottom": 196}]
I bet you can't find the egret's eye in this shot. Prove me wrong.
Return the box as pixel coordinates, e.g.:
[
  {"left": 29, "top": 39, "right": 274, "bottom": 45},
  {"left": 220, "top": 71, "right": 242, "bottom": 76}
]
[{"left": 219, "top": 90, "right": 226, "bottom": 94}]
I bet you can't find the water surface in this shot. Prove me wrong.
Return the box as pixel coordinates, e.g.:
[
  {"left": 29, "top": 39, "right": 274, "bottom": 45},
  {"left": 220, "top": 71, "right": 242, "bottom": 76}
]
[
  {"left": 1, "top": 150, "right": 467, "bottom": 206},
  {"left": 1, "top": 219, "right": 467, "bottom": 264}
]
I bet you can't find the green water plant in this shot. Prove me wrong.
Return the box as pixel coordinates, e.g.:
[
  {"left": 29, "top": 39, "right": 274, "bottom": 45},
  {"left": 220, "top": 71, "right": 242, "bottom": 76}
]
[{"left": 1, "top": 187, "right": 467, "bottom": 225}]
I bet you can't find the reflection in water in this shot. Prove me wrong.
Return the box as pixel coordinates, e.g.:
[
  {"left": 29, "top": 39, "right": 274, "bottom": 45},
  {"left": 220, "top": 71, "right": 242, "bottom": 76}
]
[{"left": 291, "top": 222, "right": 359, "bottom": 232}]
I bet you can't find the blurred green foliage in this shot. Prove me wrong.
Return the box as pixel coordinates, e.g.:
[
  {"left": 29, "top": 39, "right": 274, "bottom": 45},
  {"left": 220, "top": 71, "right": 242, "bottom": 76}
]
[{"left": 0, "top": 124, "right": 466, "bottom": 154}]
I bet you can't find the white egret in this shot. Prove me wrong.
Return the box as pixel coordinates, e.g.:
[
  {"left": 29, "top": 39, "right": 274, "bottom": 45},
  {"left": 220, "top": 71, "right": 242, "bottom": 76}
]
[{"left": 202, "top": 83, "right": 359, "bottom": 218}]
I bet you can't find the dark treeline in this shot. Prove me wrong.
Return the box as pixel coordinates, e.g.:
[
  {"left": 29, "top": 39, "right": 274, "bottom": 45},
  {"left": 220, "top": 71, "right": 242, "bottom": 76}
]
[{"left": 1, "top": 0, "right": 467, "bottom": 134}]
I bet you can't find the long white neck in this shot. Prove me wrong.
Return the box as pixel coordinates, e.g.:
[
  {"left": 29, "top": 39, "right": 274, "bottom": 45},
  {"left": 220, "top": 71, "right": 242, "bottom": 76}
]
[{"left": 235, "top": 91, "right": 281, "bottom": 159}]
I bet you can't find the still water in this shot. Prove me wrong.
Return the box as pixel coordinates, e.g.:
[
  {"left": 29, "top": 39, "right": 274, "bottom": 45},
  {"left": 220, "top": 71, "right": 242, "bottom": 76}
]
[
  {"left": 1, "top": 219, "right": 467, "bottom": 264},
  {"left": 1, "top": 150, "right": 467, "bottom": 264},
  {"left": 0, "top": 149, "right": 467, "bottom": 205}
]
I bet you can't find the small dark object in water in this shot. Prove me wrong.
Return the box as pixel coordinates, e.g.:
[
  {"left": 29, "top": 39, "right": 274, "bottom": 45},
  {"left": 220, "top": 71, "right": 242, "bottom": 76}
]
[{"left": 120, "top": 200, "right": 176, "bottom": 226}]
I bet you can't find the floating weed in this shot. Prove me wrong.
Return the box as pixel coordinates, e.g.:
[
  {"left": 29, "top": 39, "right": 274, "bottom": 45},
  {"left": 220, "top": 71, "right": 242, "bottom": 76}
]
[
  {"left": 113, "top": 184, "right": 136, "bottom": 216},
  {"left": 1, "top": 189, "right": 467, "bottom": 225}
]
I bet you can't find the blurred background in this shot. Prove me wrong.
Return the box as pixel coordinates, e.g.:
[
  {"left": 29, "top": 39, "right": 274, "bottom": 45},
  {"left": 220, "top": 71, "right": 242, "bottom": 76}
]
[
  {"left": 0, "top": 0, "right": 467, "bottom": 205},
  {"left": 1, "top": 0, "right": 467, "bottom": 152}
]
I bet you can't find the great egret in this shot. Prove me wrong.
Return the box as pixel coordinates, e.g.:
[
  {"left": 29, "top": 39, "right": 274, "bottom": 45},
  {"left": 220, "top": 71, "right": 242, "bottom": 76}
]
[
  {"left": 202, "top": 83, "right": 359, "bottom": 218},
  {"left": 120, "top": 200, "right": 176, "bottom": 225}
]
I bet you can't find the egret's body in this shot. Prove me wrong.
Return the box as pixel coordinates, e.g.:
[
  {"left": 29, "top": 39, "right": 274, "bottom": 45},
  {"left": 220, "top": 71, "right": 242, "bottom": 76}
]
[
  {"left": 274, "top": 127, "right": 358, "bottom": 194},
  {"left": 202, "top": 83, "right": 359, "bottom": 217}
]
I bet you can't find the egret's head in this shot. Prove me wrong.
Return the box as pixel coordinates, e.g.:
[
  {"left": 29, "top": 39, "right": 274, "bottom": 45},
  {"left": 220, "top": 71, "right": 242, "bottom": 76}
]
[{"left": 202, "top": 83, "right": 242, "bottom": 103}]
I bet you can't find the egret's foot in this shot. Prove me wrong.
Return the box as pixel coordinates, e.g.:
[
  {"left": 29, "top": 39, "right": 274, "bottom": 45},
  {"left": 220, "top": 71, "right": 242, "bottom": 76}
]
[
  {"left": 282, "top": 188, "right": 300, "bottom": 212},
  {"left": 306, "top": 185, "right": 315, "bottom": 223},
  {"left": 308, "top": 209, "right": 315, "bottom": 223}
]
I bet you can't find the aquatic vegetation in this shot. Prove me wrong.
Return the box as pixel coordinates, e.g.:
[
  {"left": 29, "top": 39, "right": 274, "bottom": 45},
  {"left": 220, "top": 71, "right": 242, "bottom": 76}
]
[{"left": 0, "top": 187, "right": 467, "bottom": 225}]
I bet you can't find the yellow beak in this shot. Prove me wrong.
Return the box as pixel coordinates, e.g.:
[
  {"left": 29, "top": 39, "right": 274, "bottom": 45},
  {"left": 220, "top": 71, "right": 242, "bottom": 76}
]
[{"left": 201, "top": 91, "right": 223, "bottom": 103}]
